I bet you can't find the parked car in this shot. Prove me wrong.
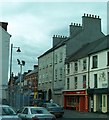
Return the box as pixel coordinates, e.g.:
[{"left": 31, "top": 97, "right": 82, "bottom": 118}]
[
  {"left": 17, "top": 106, "right": 56, "bottom": 120},
  {"left": 0, "top": 105, "right": 21, "bottom": 120},
  {"left": 32, "top": 99, "right": 45, "bottom": 107},
  {"left": 42, "top": 102, "right": 64, "bottom": 117}
]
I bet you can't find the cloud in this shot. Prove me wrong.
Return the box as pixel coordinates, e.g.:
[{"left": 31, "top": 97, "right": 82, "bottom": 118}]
[{"left": 0, "top": 2, "right": 107, "bottom": 76}]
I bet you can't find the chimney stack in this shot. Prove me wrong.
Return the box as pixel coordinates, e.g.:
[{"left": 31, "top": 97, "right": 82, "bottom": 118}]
[
  {"left": 69, "top": 22, "right": 82, "bottom": 38},
  {"left": 52, "top": 35, "right": 67, "bottom": 47},
  {"left": 0, "top": 22, "right": 8, "bottom": 31},
  {"left": 82, "top": 13, "right": 101, "bottom": 32},
  {"left": 34, "top": 65, "right": 38, "bottom": 70}
]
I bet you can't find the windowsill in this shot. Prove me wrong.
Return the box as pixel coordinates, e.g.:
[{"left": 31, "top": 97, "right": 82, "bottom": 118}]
[
  {"left": 59, "top": 79, "right": 62, "bottom": 81},
  {"left": 91, "top": 67, "right": 98, "bottom": 69}
]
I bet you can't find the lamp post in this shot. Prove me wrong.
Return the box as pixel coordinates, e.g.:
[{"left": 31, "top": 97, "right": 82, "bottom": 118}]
[
  {"left": 9, "top": 43, "right": 21, "bottom": 107},
  {"left": 17, "top": 59, "right": 25, "bottom": 108},
  {"left": 10, "top": 43, "right": 21, "bottom": 83},
  {"left": 17, "top": 59, "right": 25, "bottom": 88}
]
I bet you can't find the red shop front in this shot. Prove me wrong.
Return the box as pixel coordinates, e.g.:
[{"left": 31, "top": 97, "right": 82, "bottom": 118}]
[{"left": 63, "top": 90, "right": 88, "bottom": 112}]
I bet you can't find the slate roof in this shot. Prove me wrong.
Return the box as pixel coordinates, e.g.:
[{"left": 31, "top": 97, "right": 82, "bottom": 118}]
[
  {"left": 25, "top": 69, "right": 38, "bottom": 76},
  {"left": 65, "top": 35, "right": 109, "bottom": 63},
  {"left": 38, "top": 37, "right": 69, "bottom": 58}
]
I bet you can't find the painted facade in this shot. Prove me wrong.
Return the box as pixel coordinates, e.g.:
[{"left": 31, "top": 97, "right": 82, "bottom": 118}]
[
  {"left": 38, "top": 51, "right": 53, "bottom": 101},
  {"left": 88, "top": 49, "right": 109, "bottom": 113},
  {"left": 53, "top": 44, "right": 66, "bottom": 106},
  {"left": 0, "top": 22, "right": 11, "bottom": 102},
  {"left": 64, "top": 35, "right": 109, "bottom": 113},
  {"left": 64, "top": 56, "right": 89, "bottom": 112}
]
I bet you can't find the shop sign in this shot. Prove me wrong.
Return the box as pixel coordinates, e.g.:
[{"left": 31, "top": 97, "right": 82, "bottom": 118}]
[{"left": 64, "top": 90, "right": 86, "bottom": 95}]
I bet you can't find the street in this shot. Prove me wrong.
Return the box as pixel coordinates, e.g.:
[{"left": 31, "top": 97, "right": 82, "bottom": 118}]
[{"left": 57, "top": 110, "right": 108, "bottom": 120}]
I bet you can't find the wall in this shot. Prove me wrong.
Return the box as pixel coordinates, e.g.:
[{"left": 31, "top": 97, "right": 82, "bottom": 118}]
[
  {"left": 53, "top": 44, "right": 66, "bottom": 105},
  {"left": 38, "top": 51, "right": 53, "bottom": 100},
  {"left": 0, "top": 26, "right": 10, "bottom": 100},
  {"left": 90, "top": 50, "right": 108, "bottom": 88}
]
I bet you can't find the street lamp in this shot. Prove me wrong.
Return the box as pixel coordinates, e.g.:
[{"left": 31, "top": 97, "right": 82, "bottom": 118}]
[
  {"left": 10, "top": 43, "right": 21, "bottom": 85},
  {"left": 17, "top": 59, "right": 25, "bottom": 108},
  {"left": 9, "top": 43, "right": 21, "bottom": 107},
  {"left": 17, "top": 59, "right": 25, "bottom": 89}
]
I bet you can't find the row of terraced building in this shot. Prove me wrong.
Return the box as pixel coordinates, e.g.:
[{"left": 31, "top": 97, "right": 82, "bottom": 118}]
[{"left": 38, "top": 13, "right": 109, "bottom": 113}]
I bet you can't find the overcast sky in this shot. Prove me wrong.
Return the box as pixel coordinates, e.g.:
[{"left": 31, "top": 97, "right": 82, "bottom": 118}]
[{"left": 0, "top": 0, "right": 108, "bottom": 77}]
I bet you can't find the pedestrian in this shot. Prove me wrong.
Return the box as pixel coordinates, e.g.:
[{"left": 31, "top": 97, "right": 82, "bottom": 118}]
[{"left": 50, "top": 99, "right": 53, "bottom": 103}]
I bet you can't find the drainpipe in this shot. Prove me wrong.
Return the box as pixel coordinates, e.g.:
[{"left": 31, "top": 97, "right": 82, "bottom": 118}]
[
  {"left": 88, "top": 55, "right": 90, "bottom": 112},
  {"left": 52, "top": 50, "right": 54, "bottom": 100}
]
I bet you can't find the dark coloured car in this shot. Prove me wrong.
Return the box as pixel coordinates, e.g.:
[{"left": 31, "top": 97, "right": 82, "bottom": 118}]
[
  {"left": 32, "top": 99, "right": 45, "bottom": 107},
  {"left": 43, "top": 102, "right": 64, "bottom": 117}
]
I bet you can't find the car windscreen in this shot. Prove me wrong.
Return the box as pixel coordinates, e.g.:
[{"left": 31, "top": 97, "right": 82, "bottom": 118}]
[
  {"left": 47, "top": 103, "right": 59, "bottom": 107},
  {"left": 1, "top": 107, "right": 17, "bottom": 115},
  {"left": 31, "top": 108, "right": 50, "bottom": 114}
]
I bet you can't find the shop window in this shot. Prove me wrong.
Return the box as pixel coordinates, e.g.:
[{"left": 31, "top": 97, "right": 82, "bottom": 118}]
[
  {"left": 67, "top": 96, "right": 76, "bottom": 107},
  {"left": 83, "top": 59, "right": 87, "bottom": 70},
  {"left": 83, "top": 75, "right": 86, "bottom": 88},
  {"left": 92, "top": 55, "right": 98, "bottom": 68},
  {"left": 103, "top": 95, "right": 106, "bottom": 107},
  {"left": 94, "top": 74, "right": 97, "bottom": 88},
  {"left": 67, "top": 78, "right": 70, "bottom": 89},
  {"left": 74, "top": 77, "right": 77, "bottom": 89},
  {"left": 107, "top": 52, "right": 109, "bottom": 66}
]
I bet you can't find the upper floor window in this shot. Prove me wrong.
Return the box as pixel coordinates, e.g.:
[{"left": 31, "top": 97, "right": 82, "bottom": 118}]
[
  {"left": 67, "top": 78, "right": 70, "bottom": 89},
  {"left": 55, "top": 54, "right": 58, "bottom": 64},
  {"left": 60, "top": 68, "right": 62, "bottom": 80},
  {"left": 92, "top": 55, "right": 98, "bottom": 68},
  {"left": 83, "top": 75, "right": 86, "bottom": 88},
  {"left": 74, "top": 61, "right": 78, "bottom": 72},
  {"left": 59, "top": 52, "right": 63, "bottom": 62},
  {"left": 107, "top": 52, "right": 109, "bottom": 66},
  {"left": 83, "top": 59, "right": 87, "bottom": 70},
  {"left": 55, "top": 69, "right": 57, "bottom": 81},
  {"left": 94, "top": 74, "right": 97, "bottom": 88},
  {"left": 67, "top": 63, "right": 70, "bottom": 74},
  {"left": 74, "top": 77, "right": 77, "bottom": 89}
]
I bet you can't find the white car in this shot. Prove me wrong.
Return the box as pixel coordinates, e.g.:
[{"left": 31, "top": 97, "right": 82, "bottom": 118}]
[
  {"left": 0, "top": 105, "right": 21, "bottom": 120},
  {"left": 17, "top": 106, "right": 56, "bottom": 120}
]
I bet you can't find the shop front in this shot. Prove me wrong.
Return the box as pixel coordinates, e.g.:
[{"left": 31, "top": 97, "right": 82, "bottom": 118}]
[
  {"left": 63, "top": 90, "right": 88, "bottom": 112},
  {"left": 87, "top": 88, "right": 108, "bottom": 113}
]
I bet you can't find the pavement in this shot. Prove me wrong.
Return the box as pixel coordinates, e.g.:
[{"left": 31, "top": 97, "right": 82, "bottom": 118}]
[{"left": 63, "top": 109, "right": 109, "bottom": 119}]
